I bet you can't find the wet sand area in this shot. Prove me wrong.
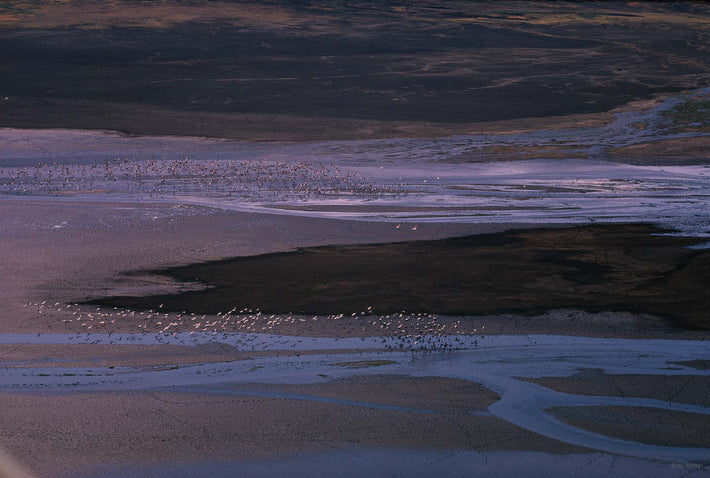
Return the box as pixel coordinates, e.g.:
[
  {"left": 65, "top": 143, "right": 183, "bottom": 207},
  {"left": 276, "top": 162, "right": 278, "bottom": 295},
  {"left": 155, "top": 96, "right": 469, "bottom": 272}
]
[
  {"left": 549, "top": 406, "right": 710, "bottom": 449},
  {"left": 528, "top": 370, "right": 710, "bottom": 449},
  {"left": 1, "top": 1, "right": 709, "bottom": 475},
  {"left": 525, "top": 369, "right": 710, "bottom": 408},
  {"left": 2, "top": 201, "right": 710, "bottom": 477},
  {"left": 92, "top": 223, "right": 710, "bottom": 331},
  {"left": 219, "top": 374, "right": 499, "bottom": 414},
  {"left": 0, "top": 383, "right": 583, "bottom": 478},
  {"left": 0, "top": 343, "right": 251, "bottom": 369},
  {"left": 1, "top": 335, "right": 709, "bottom": 477}
]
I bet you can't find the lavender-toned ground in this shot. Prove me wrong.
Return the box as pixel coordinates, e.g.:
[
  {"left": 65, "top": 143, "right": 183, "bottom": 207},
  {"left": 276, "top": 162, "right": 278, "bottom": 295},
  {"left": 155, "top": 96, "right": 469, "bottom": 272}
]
[{"left": 1, "top": 2, "right": 709, "bottom": 476}]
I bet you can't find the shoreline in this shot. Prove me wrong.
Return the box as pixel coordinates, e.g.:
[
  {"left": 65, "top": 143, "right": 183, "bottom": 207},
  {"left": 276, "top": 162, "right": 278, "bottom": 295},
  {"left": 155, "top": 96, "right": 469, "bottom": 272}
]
[
  {"left": 0, "top": 88, "right": 678, "bottom": 146},
  {"left": 1, "top": 2, "right": 709, "bottom": 475},
  {"left": 0, "top": 102, "right": 623, "bottom": 144}
]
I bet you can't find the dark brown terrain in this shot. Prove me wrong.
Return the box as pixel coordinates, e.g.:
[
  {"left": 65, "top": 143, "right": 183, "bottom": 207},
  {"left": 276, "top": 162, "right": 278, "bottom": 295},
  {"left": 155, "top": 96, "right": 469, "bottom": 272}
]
[
  {"left": 91, "top": 224, "right": 710, "bottom": 330},
  {"left": 0, "top": 1, "right": 708, "bottom": 140}
]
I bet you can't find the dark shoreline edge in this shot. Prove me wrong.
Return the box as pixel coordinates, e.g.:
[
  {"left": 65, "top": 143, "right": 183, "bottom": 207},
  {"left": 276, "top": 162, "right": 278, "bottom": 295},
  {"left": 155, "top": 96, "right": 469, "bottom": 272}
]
[{"left": 87, "top": 223, "right": 710, "bottom": 331}]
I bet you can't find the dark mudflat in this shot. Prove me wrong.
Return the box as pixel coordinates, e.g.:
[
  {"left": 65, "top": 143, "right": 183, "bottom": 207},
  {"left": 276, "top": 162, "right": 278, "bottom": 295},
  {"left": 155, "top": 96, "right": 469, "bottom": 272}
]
[
  {"left": 1, "top": 1, "right": 708, "bottom": 140},
  {"left": 90, "top": 224, "right": 710, "bottom": 330}
]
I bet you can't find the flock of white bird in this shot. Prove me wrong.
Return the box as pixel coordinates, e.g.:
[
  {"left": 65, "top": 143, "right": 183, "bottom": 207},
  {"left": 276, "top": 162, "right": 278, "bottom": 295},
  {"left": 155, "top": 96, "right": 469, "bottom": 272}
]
[
  {"left": 0, "top": 157, "right": 406, "bottom": 201},
  {"left": 24, "top": 300, "right": 465, "bottom": 350}
]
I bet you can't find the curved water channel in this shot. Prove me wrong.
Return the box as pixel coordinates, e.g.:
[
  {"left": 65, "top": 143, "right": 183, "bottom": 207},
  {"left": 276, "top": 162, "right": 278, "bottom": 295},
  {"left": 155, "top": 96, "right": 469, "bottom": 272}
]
[{"left": 2, "top": 333, "right": 709, "bottom": 464}]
